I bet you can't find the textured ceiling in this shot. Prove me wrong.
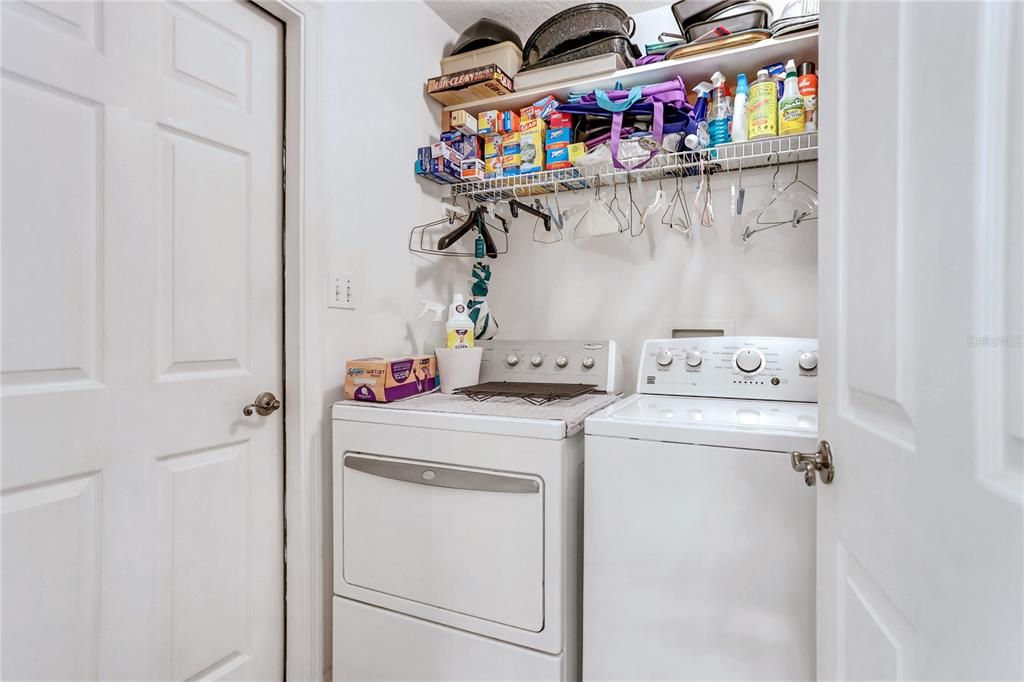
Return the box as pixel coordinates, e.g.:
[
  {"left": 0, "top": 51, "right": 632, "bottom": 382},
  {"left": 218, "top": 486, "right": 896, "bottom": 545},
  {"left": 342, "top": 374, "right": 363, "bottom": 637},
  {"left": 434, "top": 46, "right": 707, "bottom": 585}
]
[{"left": 424, "top": 0, "right": 675, "bottom": 45}]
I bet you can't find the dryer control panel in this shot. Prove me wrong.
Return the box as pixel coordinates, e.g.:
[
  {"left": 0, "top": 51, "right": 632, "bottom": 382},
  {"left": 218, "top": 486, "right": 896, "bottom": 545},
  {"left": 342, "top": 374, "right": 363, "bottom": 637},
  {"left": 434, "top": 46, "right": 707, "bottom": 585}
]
[
  {"left": 637, "top": 337, "right": 818, "bottom": 403},
  {"left": 479, "top": 339, "right": 622, "bottom": 394}
]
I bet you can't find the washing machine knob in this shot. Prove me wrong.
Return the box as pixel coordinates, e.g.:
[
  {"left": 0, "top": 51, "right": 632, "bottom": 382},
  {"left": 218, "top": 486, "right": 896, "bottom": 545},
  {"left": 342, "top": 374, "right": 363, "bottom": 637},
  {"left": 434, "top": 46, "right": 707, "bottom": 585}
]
[
  {"left": 656, "top": 350, "right": 674, "bottom": 367},
  {"left": 555, "top": 355, "right": 569, "bottom": 368},
  {"left": 530, "top": 354, "right": 544, "bottom": 367},
  {"left": 735, "top": 348, "right": 763, "bottom": 373},
  {"left": 582, "top": 356, "right": 596, "bottom": 370},
  {"left": 506, "top": 354, "right": 520, "bottom": 367},
  {"left": 799, "top": 352, "right": 819, "bottom": 371},
  {"left": 685, "top": 350, "right": 703, "bottom": 367}
]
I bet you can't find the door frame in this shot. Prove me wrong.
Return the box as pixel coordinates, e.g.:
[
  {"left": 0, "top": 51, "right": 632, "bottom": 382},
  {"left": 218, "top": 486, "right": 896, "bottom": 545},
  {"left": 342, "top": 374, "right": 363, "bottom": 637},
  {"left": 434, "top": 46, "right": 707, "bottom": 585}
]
[{"left": 249, "top": 1, "right": 325, "bottom": 680}]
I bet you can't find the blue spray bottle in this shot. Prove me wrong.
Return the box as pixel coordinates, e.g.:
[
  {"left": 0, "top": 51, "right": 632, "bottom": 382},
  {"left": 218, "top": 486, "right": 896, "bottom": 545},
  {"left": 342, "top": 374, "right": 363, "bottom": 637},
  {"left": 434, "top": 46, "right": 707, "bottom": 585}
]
[
  {"left": 685, "top": 81, "right": 713, "bottom": 150},
  {"left": 708, "top": 71, "right": 732, "bottom": 147}
]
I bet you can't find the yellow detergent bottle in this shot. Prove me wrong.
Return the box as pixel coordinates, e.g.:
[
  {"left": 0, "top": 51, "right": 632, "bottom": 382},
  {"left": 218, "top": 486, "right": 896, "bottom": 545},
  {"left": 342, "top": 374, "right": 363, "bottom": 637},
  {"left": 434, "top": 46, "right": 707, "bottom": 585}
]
[
  {"left": 748, "top": 68, "right": 778, "bottom": 139},
  {"left": 445, "top": 293, "right": 475, "bottom": 349},
  {"left": 777, "top": 59, "right": 806, "bottom": 136}
]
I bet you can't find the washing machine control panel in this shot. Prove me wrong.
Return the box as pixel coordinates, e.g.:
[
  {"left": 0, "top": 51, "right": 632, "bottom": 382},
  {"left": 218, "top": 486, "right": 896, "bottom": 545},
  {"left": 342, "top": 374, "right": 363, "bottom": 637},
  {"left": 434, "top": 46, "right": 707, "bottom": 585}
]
[
  {"left": 637, "top": 337, "right": 818, "bottom": 402},
  {"left": 479, "top": 339, "right": 622, "bottom": 393}
]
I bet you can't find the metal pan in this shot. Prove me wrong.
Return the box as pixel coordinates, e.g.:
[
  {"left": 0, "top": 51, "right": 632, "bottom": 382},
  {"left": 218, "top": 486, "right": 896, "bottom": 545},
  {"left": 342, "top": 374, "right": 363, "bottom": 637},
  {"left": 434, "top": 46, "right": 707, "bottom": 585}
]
[
  {"left": 670, "top": 0, "right": 747, "bottom": 33},
  {"left": 522, "top": 3, "right": 635, "bottom": 67},
  {"left": 519, "top": 34, "right": 641, "bottom": 73}
]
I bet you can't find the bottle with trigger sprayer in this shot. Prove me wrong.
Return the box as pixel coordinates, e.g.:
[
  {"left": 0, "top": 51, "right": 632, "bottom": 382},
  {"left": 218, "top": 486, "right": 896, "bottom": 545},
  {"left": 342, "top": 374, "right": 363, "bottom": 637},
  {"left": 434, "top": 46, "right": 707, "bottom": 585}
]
[
  {"left": 732, "top": 73, "right": 749, "bottom": 143},
  {"left": 708, "top": 71, "right": 732, "bottom": 148},
  {"left": 417, "top": 301, "right": 446, "bottom": 355},
  {"left": 778, "top": 59, "right": 806, "bottom": 136}
]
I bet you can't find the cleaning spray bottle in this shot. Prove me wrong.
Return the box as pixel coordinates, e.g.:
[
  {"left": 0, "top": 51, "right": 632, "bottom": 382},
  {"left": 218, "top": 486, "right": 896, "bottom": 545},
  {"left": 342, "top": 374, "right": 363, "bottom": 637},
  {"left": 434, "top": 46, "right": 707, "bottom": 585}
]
[
  {"left": 446, "top": 293, "right": 475, "bottom": 349},
  {"left": 732, "top": 73, "right": 749, "bottom": 143},
  {"left": 778, "top": 59, "right": 806, "bottom": 136},
  {"left": 685, "top": 81, "right": 713, "bottom": 150},
  {"left": 418, "top": 301, "right": 446, "bottom": 355},
  {"left": 708, "top": 71, "right": 732, "bottom": 148}
]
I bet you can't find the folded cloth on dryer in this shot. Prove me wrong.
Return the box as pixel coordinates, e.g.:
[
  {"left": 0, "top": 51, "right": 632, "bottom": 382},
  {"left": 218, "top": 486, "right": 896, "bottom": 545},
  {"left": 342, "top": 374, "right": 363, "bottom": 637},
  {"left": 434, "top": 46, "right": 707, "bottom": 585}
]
[{"left": 342, "top": 391, "right": 620, "bottom": 437}]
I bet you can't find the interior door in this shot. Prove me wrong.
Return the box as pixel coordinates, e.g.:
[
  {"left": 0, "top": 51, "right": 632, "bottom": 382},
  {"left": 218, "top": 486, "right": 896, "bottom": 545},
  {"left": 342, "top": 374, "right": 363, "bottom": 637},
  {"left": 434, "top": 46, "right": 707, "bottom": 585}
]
[
  {"left": 1, "top": 1, "right": 285, "bottom": 679},
  {"left": 818, "top": 2, "right": 1023, "bottom": 679}
]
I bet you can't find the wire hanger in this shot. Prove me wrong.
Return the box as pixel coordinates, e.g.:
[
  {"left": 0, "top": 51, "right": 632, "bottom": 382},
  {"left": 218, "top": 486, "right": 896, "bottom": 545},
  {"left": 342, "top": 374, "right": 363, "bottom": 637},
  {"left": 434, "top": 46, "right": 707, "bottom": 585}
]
[
  {"left": 606, "top": 175, "right": 630, "bottom": 233},
  {"left": 742, "top": 153, "right": 818, "bottom": 241},
  {"left": 532, "top": 185, "right": 565, "bottom": 244},
  {"left": 409, "top": 204, "right": 509, "bottom": 257},
  {"left": 661, "top": 172, "right": 692, "bottom": 236},
  {"left": 693, "top": 156, "right": 714, "bottom": 227}
]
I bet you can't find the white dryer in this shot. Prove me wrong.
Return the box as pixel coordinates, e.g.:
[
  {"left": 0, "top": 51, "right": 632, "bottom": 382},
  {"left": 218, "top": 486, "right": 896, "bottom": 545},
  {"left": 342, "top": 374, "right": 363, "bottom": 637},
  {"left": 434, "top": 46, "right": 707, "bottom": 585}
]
[
  {"left": 332, "top": 340, "right": 621, "bottom": 681},
  {"left": 583, "top": 337, "right": 820, "bottom": 680}
]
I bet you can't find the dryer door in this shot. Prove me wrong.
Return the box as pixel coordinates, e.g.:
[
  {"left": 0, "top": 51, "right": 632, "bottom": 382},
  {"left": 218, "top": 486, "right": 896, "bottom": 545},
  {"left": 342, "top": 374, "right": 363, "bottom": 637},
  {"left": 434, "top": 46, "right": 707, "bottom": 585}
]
[{"left": 340, "top": 453, "right": 545, "bottom": 632}]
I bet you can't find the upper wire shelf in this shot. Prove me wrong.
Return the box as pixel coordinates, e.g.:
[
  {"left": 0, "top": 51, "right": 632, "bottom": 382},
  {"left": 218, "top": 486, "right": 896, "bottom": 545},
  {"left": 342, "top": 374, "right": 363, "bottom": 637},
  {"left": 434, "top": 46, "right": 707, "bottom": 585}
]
[{"left": 450, "top": 132, "right": 818, "bottom": 202}]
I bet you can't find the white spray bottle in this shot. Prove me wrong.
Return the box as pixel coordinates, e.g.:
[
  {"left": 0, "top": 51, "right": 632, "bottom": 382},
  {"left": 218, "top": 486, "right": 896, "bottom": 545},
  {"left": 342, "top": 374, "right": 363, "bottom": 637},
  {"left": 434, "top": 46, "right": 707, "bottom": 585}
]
[
  {"left": 732, "top": 73, "right": 750, "bottom": 143},
  {"left": 418, "top": 301, "right": 446, "bottom": 355}
]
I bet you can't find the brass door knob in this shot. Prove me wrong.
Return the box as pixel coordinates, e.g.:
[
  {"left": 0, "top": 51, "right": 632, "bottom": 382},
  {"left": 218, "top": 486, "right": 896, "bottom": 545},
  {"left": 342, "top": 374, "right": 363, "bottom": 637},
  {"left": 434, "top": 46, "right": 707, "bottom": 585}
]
[{"left": 243, "top": 391, "right": 281, "bottom": 416}]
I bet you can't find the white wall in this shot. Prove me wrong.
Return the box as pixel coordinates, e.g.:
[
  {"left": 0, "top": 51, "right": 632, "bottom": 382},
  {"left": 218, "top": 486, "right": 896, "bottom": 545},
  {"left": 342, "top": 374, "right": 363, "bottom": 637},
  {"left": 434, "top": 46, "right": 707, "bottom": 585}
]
[
  {"left": 484, "top": 164, "right": 818, "bottom": 388},
  {"left": 320, "top": 1, "right": 464, "bottom": 377},
  {"left": 318, "top": 1, "right": 461, "bottom": 673}
]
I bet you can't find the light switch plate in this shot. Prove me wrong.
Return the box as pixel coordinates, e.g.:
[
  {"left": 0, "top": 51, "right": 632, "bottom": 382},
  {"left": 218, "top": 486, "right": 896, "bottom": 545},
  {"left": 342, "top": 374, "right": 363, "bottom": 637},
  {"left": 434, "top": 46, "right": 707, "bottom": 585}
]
[{"left": 328, "top": 271, "right": 355, "bottom": 309}]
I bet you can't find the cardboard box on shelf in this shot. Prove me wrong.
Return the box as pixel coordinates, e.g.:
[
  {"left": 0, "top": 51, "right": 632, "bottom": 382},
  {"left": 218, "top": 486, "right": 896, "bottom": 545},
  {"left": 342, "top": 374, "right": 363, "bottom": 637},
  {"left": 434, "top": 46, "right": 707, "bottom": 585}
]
[
  {"left": 520, "top": 131, "right": 544, "bottom": 173},
  {"left": 484, "top": 157, "right": 502, "bottom": 177},
  {"left": 545, "top": 127, "right": 573, "bottom": 147},
  {"left": 549, "top": 111, "right": 573, "bottom": 128},
  {"left": 461, "top": 158, "right": 485, "bottom": 181},
  {"left": 449, "top": 109, "right": 477, "bottom": 136},
  {"left": 499, "top": 110, "right": 520, "bottom": 133},
  {"left": 500, "top": 131, "right": 520, "bottom": 154},
  {"left": 483, "top": 135, "right": 502, "bottom": 158},
  {"left": 427, "top": 64, "right": 515, "bottom": 106},
  {"left": 477, "top": 110, "right": 499, "bottom": 135},
  {"left": 520, "top": 117, "right": 547, "bottom": 135}
]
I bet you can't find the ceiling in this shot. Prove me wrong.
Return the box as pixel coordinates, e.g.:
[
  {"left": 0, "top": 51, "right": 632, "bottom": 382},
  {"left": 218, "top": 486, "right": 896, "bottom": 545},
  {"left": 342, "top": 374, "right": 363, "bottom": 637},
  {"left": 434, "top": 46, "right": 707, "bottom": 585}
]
[{"left": 424, "top": 0, "right": 675, "bottom": 44}]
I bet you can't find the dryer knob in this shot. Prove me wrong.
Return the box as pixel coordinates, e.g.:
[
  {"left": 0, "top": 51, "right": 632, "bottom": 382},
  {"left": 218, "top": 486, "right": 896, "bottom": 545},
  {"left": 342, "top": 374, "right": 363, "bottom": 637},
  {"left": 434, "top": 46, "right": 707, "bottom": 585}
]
[
  {"left": 685, "top": 350, "right": 703, "bottom": 367},
  {"left": 555, "top": 355, "right": 569, "bottom": 368},
  {"left": 506, "top": 354, "right": 520, "bottom": 367},
  {"left": 582, "top": 356, "right": 596, "bottom": 370},
  {"left": 799, "top": 352, "right": 819, "bottom": 371},
  {"left": 530, "top": 354, "right": 544, "bottom": 367},
  {"left": 656, "top": 350, "right": 674, "bottom": 367}
]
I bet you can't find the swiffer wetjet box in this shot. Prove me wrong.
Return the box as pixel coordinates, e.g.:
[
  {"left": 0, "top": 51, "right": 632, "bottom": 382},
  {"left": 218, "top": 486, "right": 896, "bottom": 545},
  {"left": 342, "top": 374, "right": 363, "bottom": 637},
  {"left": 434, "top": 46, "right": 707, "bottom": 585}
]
[{"left": 345, "top": 355, "right": 438, "bottom": 402}]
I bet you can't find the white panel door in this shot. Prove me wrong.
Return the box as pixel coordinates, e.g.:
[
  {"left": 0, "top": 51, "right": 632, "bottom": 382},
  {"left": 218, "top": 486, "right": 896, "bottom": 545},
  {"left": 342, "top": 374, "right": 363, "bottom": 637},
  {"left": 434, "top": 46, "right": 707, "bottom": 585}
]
[
  {"left": 1, "top": 1, "right": 285, "bottom": 680},
  {"left": 818, "top": 2, "right": 1023, "bottom": 679}
]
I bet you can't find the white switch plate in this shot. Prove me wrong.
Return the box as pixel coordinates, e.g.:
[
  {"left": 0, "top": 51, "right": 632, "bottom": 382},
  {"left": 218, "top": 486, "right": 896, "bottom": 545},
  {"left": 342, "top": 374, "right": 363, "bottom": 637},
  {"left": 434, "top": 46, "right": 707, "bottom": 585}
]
[{"left": 328, "top": 271, "right": 355, "bottom": 309}]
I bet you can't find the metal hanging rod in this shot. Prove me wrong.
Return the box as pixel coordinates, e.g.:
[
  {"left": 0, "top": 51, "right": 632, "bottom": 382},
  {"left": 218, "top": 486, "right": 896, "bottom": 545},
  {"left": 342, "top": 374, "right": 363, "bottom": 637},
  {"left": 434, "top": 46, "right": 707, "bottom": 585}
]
[{"left": 451, "top": 132, "right": 818, "bottom": 202}]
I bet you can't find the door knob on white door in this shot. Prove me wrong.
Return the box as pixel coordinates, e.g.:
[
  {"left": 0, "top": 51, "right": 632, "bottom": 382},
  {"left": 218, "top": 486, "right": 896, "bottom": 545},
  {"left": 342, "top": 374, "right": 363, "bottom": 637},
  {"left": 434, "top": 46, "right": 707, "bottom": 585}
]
[
  {"left": 791, "top": 440, "right": 834, "bottom": 486},
  {"left": 243, "top": 391, "right": 281, "bottom": 416}
]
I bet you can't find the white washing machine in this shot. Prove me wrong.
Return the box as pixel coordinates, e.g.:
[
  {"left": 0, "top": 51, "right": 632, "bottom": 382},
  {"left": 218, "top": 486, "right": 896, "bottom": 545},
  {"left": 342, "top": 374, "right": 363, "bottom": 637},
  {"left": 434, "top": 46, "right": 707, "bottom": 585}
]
[
  {"left": 583, "top": 336, "right": 820, "bottom": 681},
  {"left": 331, "top": 340, "right": 621, "bottom": 681}
]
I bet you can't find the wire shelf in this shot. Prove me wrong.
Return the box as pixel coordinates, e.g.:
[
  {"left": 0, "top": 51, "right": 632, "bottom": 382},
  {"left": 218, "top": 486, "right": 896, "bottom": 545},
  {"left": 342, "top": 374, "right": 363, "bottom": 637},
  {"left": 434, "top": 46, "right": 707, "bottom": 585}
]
[{"left": 451, "top": 132, "right": 818, "bottom": 202}]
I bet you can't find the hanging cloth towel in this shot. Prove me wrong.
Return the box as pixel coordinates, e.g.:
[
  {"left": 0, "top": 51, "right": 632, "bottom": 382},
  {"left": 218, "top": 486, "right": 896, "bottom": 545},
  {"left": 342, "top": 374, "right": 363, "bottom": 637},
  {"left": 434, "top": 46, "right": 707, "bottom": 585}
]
[{"left": 467, "top": 262, "right": 499, "bottom": 341}]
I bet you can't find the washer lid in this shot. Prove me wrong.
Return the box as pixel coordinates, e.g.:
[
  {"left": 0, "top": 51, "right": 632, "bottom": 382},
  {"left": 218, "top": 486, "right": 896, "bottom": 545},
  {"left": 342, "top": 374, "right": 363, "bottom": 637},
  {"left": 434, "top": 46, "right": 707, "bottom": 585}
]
[{"left": 585, "top": 394, "right": 819, "bottom": 451}]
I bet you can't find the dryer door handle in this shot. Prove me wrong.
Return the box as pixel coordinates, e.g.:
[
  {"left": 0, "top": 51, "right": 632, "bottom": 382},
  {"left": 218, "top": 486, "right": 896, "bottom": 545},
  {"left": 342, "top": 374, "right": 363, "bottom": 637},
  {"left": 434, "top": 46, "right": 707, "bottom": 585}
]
[{"left": 344, "top": 455, "right": 540, "bottom": 494}]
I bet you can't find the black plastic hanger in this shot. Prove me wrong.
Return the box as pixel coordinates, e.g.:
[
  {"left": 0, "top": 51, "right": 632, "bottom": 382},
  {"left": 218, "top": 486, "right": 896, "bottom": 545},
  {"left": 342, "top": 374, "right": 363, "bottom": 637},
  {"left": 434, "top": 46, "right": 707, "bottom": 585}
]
[
  {"left": 508, "top": 199, "right": 552, "bottom": 231},
  {"left": 437, "top": 208, "right": 480, "bottom": 251}
]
